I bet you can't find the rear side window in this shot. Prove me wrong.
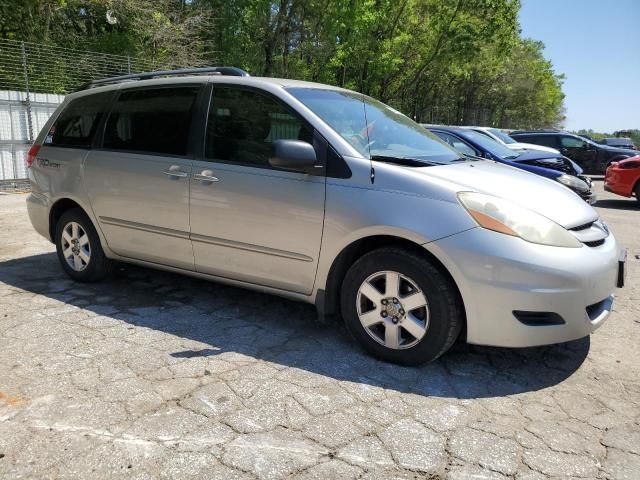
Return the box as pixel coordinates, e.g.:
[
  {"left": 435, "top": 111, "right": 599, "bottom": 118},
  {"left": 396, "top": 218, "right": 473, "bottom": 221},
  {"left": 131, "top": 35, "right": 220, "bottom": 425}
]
[
  {"left": 205, "top": 86, "right": 312, "bottom": 167},
  {"left": 46, "top": 93, "right": 110, "bottom": 148},
  {"left": 103, "top": 87, "right": 199, "bottom": 156},
  {"left": 528, "top": 135, "right": 559, "bottom": 148}
]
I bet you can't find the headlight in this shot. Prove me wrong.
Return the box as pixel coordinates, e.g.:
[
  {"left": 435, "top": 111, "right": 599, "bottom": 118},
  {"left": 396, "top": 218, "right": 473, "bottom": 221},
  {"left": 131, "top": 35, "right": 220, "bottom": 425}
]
[
  {"left": 457, "top": 192, "right": 582, "bottom": 248},
  {"left": 556, "top": 174, "right": 590, "bottom": 193}
]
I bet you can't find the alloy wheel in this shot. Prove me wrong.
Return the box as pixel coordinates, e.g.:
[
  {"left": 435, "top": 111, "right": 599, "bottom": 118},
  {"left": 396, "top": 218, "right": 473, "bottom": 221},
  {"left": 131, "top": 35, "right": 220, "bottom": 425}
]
[
  {"left": 356, "top": 271, "right": 429, "bottom": 350},
  {"left": 61, "top": 221, "right": 91, "bottom": 272}
]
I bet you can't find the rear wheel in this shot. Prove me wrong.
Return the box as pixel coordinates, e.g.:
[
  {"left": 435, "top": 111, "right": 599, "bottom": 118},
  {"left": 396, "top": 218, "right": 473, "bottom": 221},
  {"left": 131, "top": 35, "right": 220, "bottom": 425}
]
[
  {"left": 55, "top": 208, "right": 114, "bottom": 282},
  {"left": 635, "top": 182, "right": 640, "bottom": 206},
  {"left": 340, "top": 247, "right": 463, "bottom": 365}
]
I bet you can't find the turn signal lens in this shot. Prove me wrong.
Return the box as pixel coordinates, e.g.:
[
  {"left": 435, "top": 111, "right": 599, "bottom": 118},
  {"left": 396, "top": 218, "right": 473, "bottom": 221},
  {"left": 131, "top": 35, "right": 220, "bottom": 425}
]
[{"left": 465, "top": 209, "right": 518, "bottom": 237}]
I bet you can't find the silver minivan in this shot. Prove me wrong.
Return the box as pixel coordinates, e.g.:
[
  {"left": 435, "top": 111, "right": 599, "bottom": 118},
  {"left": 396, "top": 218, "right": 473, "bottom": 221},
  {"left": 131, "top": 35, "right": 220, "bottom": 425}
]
[{"left": 26, "top": 68, "right": 625, "bottom": 365}]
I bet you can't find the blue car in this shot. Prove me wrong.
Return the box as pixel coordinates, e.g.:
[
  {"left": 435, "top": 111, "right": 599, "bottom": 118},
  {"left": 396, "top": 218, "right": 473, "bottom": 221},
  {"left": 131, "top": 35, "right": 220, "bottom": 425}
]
[{"left": 425, "top": 126, "right": 595, "bottom": 204}]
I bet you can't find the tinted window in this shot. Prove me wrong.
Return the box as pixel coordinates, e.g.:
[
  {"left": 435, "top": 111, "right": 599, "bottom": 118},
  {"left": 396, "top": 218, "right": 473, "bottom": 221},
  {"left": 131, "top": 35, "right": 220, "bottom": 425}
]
[
  {"left": 46, "top": 93, "right": 110, "bottom": 148},
  {"left": 103, "top": 87, "right": 198, "bottom": 156},
  {"left": 205, "top": 87, "right": 312, "bottom": 167},
  {"left": 526, "top": 135, "right": 558, "bottom": 148},
  {"left": 434, "top": 132, "right": 478, "bottom": 157},
  {"left": 561, "top": 136, "right": 586, "bottom": 148}
]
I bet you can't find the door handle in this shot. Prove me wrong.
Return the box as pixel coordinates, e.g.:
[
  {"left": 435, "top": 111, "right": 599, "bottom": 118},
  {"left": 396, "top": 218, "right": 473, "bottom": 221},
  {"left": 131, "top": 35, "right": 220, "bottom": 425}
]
[
  {"left": 193, "top": 169, "right": 219, "bottom": 183},
  {"left": 163, "top": 165, "right": 188, "bottom": 178}
]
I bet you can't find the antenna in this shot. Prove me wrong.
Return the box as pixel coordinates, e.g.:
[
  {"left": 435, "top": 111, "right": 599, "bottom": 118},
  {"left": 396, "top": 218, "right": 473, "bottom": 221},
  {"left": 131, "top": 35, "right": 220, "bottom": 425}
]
[{"left": 362, "top": 98, "right": 375, "bottom": 184}]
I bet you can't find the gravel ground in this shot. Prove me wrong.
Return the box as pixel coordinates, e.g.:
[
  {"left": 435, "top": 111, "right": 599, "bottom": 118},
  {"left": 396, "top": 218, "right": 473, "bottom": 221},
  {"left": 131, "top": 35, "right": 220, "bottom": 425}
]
[{"left": 0, "top": 181, "right": 638, "bottom": 480}]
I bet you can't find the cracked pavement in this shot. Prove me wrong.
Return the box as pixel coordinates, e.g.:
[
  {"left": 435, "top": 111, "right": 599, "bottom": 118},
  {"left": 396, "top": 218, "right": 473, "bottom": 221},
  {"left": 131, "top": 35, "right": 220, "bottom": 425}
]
[{"left": 0, "top": 181, "right": 638, "bottom": 479}]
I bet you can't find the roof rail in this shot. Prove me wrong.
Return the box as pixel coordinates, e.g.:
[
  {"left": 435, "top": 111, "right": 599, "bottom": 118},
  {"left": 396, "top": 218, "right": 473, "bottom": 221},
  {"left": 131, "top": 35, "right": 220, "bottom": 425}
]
[
  {"left": 512, "top": 128, "right": 562, "bottom": 134},
  {"left": 75, "top": 66, "right": 250, "bottom": 91}
]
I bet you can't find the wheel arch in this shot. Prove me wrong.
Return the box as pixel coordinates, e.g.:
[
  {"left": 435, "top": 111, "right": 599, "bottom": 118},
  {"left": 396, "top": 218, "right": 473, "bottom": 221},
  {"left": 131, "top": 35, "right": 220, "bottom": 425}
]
[
  {"left": 318, "top": 234, "right": 467, "bottom": 339},
  {"left": 633, "top": 175, "right": 640, "bottom": 198},
  {"left": 48, "top": 197, "right": 93, "bottom": 242}
]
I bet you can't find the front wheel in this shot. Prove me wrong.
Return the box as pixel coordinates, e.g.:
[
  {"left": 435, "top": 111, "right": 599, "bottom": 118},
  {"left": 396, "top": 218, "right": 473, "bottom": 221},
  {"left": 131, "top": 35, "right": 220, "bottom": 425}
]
[
  {"left": 340, "top": 248, "right": 463, "bottom": 365},
  {"left": 635, "top": 183, "right": 640, "bottom": 207},
  {"left": 55, "top": 208, "right": 114, "bottom": 282}
]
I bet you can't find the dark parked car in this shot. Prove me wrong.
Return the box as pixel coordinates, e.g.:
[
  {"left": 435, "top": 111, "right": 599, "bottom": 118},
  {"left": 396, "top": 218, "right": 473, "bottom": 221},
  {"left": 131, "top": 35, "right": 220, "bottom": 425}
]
[
  {"left": 511, "top": 131, "right": 637, "bottom": 174},
  {"left": 600, "top": 137, "right": 636, "bottom": 150},
  {"left": 426, "top": 126, "right": 595, "bottom": 203}
]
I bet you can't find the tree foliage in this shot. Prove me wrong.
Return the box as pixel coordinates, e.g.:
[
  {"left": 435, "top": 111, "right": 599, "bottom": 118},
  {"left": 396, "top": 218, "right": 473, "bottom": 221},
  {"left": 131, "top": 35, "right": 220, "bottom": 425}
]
[{"left": 0, "top": 0, "right": 567, "bottom": 128}]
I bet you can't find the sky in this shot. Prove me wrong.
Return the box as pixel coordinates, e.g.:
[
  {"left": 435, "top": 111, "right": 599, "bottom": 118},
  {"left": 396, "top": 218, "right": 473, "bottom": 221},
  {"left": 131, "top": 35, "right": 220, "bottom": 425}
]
[{"left": 519, "top": 0, "right": 640, "bottom": 133}]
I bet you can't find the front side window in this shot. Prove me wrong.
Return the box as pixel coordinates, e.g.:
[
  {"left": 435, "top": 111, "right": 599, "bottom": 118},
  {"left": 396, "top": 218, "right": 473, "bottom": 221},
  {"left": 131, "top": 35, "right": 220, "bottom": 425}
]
[
  {"left": 205, "top": 86, "right": 312, "bottom": 167},
  {"left": 46, "top": 93, "right": 111, "bottom": 148},
  {"left": 561, "top": 136, "right": 586, "bottom": 148},
  {"left": 287, "top": 87, "right": 460, "bottom": 164},
  {"left": 103, "top": 87, "right": 199, "bottom": 156}
]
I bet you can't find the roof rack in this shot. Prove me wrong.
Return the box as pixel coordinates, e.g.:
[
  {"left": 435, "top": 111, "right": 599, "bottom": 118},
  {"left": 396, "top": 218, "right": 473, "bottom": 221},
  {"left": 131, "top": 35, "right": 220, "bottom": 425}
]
[{"left": 75, "top": 66, "right": 250, "bottom": 91}]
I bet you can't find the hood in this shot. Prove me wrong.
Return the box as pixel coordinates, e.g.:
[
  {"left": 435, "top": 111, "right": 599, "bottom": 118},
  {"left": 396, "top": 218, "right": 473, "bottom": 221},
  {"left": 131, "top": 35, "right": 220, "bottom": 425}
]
[
  {"left": 614, "top": 155, "right": 640, "bottom": 168},
  {"left": 418, "top": 160, "right": 597, "bottom": 228},
  {"left": 600, "top": 144, "right": 638, "bottom": 155},
  {"left": 500, "top": 158, "right": 562, "bottom": 179},
  {"left": 511, "top": 150, "right": 562, "bottom": 161},
  {"left": 509, "top": 151, "right": 582, "bottom": 175},
  {"left": 509, "top": 142, "right": 560, "bottom": 154}
]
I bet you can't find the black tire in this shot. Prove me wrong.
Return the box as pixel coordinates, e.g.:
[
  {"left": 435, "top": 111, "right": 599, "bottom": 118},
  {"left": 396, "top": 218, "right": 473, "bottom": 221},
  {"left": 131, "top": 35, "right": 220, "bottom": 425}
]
[
  {"left": 340, "top": 247, "right": 463, "bottom": 365},
  {"left": 55, "top": 208, "right": 114, "bottom": 282},
  {"left": 635, "top": 182, "right": 640, "bottom": 207}
]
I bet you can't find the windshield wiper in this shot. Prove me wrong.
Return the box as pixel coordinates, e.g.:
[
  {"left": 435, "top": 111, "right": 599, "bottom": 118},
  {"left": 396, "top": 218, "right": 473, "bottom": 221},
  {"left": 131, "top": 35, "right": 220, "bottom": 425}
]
[
  {"left": 370, "top": 155, "right": 441, "bottom": 167},
  {"left": 450, "top": 155, "right": 480, "bottom": 162}
]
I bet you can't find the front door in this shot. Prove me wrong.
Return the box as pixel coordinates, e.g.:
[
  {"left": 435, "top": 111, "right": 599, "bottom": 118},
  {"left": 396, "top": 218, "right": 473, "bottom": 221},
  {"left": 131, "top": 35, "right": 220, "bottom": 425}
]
[
  {"left": 85, "top": 86, "right": 201, "bottom": 270},
  {"left": 189, "top": 85, "right": 326, "bottom": 294},
  {"left": 560, "top": 135, "right": 598, "bottom": 172}
]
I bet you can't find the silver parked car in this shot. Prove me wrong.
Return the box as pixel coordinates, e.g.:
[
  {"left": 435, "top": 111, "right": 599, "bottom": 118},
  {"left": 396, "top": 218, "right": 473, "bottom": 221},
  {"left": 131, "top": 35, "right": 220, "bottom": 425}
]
[{"left": 26, "top": 67, "right": 625, "bottom": 365}]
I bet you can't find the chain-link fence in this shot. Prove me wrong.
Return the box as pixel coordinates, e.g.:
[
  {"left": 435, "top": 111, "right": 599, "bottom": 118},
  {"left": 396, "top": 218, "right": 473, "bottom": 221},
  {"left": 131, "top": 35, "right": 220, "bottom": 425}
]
[{"left": 0, "top": 38, "right": 206, "bottom": 187}]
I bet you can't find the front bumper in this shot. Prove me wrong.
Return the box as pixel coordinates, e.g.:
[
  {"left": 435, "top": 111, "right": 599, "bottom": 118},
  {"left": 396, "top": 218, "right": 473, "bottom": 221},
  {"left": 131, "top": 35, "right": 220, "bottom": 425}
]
[
  {"left": 576, "top": 175, "right": 596, "bottom": 204},
  {"left": 427, "top": 227, "right": 621, "bottom": 348},
  {"left": 581, "top": 190, "right": 597, "bottom": 205}
]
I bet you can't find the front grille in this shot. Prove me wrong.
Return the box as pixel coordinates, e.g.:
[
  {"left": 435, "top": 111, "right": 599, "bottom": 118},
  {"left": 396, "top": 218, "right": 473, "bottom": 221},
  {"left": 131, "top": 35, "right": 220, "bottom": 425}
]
[
  {"left": 584, "top": 239, "right": 605, "bottom": 247},
  {"left": 570, "top": 221, "right": 595, "bottom": 231},
  {"left": 569, "top": 220, "right": 608, "bottom": 247}
]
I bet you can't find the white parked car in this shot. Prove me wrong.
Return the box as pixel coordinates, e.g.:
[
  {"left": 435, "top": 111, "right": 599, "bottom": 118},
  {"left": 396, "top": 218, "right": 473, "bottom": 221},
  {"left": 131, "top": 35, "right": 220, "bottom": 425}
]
[{"left": 464, "top": 126, "right": 561, "bottom": 155}]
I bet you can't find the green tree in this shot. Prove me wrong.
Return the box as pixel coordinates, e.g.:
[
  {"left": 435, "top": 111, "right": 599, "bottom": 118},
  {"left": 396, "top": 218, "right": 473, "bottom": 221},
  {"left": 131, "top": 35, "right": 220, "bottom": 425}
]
[{"left": 0, "top": 0, "right": 567, "bottom": 129}]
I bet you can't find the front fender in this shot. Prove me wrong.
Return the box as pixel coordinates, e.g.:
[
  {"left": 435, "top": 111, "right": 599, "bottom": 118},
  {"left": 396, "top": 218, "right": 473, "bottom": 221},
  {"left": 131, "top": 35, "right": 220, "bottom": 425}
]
[{"left": 314, "top": 178, "right": 476, "bottom": 294}]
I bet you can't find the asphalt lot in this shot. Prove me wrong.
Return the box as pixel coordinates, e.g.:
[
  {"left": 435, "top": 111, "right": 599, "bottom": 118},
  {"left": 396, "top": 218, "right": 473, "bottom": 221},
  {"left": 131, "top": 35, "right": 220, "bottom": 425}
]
[{"left": 0, "top": 181, "right": 638, "bottom": 479}]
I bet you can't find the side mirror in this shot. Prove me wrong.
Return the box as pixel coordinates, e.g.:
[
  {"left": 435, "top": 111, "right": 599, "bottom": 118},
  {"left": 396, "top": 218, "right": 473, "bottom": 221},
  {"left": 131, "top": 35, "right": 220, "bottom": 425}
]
[{"left": 269, "top": 139, "right": 320, "bottom": 174}]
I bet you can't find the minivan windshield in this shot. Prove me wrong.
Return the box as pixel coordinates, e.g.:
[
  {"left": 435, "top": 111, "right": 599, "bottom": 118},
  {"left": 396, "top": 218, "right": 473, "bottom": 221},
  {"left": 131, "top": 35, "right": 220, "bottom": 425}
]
[{"left": 287, "top": 88, "right": 461, "bottom": 164}]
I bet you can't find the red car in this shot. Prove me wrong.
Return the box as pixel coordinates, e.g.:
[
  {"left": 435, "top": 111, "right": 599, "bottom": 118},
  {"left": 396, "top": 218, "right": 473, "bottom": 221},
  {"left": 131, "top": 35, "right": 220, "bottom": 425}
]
[{"left": 605, "top": 156, "right": 640, "bottom": 205}]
